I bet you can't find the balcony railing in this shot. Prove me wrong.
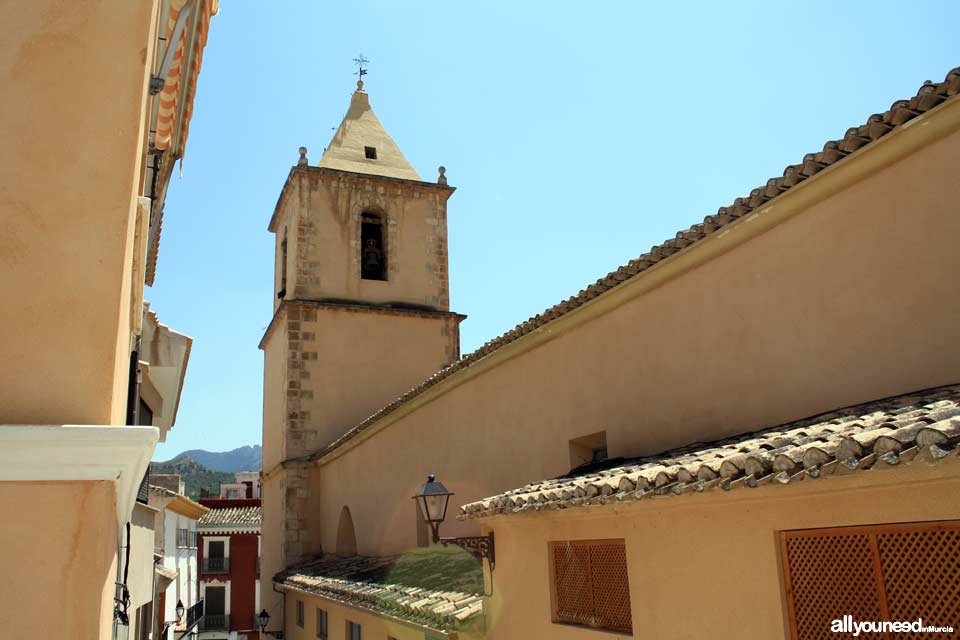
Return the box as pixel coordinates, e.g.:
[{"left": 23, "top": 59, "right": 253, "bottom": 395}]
[
  {"left": 176, "top": 528, "right": 198, "bottom": 549},
  {"left": 202, "top": 557, "right": 230, "bottom": 573},
  {"left": 200, "top": 613, "right": 229, "bottom": 632},
  {"left": 183, "top": 598, "right": 204, "bottom": 634}
]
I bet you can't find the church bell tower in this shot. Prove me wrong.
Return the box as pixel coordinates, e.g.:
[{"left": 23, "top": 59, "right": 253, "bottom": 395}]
[{"left": 260, "top": 78, "right": 463, "bottom": 578}]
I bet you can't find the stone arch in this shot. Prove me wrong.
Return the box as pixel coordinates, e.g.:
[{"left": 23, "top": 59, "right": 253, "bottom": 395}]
[{"left": 336, "top": 506, "right": 358, "bottom": 557}]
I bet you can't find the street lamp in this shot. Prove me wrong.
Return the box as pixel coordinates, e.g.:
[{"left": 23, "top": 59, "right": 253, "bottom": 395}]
[
  {"left": 258, "top": 609, "right": 271, "bottom": 632},
  {"left": 412, "top": 475, "right": 495, "bottom": 568},
  {"left": 175, "top": 599, "right": 185, "bottom": 622}
]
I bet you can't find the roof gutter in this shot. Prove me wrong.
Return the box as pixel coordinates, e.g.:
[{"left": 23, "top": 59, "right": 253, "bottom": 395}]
[{"left": 306, "top": 93, "right": 960, "bottom": 470}]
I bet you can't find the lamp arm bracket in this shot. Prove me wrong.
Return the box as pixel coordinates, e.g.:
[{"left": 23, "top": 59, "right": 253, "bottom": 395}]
[{"left": 439, "top": 532, "right": 495, "bottom": 568}]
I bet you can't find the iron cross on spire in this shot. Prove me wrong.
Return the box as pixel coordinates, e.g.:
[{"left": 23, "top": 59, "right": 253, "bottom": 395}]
[{"left": 353, "top": 54, "right": 369, "bottom": 83}]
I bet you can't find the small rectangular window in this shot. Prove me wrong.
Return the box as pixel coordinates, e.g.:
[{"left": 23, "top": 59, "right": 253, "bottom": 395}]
[
  {"left": 568, "top": 431, "right": 607, "bottom": 472},
  {"left": 347, "top": 620, "right": 362, "bottom": 640},
  {"left": 364, "top": 146, "right": 377, "bottom": 159},
  {"left": 316, "top": 608, "right": 328, "bottom": 639},
  {"left": 549, "top": 539, "right": 632, "bottom": 634},
  {"left": 296, "top": 600, "right": 304, "bottom": 628}
]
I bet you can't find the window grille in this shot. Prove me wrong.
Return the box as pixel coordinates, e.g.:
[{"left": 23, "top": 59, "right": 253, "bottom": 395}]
[
  {"left": 549, "top": 539, "right": 633, "bottom": 634},
  {"left": 781, "top": 520, "right": 960, "bottom": 640}
]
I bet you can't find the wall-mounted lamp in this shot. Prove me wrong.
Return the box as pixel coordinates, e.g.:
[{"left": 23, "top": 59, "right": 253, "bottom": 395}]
[
  {"left": 258, "top": 609, "right": 271, "bottom": 633},
  {"left": 413, "top": 475, "right": 495, "bottom": 568},
  {"left": 175, "top": 599, "right": 185, "bottom": 623}
]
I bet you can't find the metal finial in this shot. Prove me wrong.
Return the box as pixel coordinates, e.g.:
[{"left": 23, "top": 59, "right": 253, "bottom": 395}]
[
  {"left": 437, "top": 166, "right": 447, "bottom": 185},
  {"left": 353, "top": 54, "right": 369, "bottom": 90},
  {"left": 298, "top": 146, "right": 308, "bottom": 166}
]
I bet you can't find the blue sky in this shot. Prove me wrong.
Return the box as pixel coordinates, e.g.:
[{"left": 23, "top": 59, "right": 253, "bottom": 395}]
[{"left": 150, "top": 1, "right": 959, "bottom": 459}]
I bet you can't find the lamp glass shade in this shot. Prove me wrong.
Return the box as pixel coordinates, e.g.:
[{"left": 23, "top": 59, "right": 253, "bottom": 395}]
[
  {"left": 413, "top": 475, "right": 453, "bottom": 524},
  {"left": 175, "top": 599, "right": 185, "bottom": 621}
]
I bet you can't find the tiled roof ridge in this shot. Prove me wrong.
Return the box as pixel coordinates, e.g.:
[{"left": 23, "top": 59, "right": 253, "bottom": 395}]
[
  {"left": 309, "top": 66, "right": 960, "bottom": 463},
  {"left": 198, "top": 504, "right": 262, "bottom": 527},
  {"left": 460, "top": 383, "right": 960, "bottom": 519}
]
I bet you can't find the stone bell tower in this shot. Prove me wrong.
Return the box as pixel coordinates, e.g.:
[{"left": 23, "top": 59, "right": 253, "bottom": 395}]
[{"left": 259, "top": 79, "right": 463, "bottom": 584}]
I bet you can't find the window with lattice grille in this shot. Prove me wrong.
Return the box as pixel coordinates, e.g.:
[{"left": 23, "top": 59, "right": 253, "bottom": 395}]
[
  {"left": 781, "top": 520, "right": 960, "bottom": 640},
  {"left": 549, "top": 539, "right": 633, "bottom": 634}
]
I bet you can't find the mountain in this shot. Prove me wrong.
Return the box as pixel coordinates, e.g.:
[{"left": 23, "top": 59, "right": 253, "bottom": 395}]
[
  {"left": 150, "top": 455, "right": 233, "bottom": 500},
  {"left": 179, "top": 445, "right": 262, "bottom": 473}
]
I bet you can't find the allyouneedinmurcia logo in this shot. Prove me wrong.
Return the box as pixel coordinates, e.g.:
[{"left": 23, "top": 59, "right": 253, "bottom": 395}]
[{"left": 831, "top": 616, "right": 954, "bottom": 636}]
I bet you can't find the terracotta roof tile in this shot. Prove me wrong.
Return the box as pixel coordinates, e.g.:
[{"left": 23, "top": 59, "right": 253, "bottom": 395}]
[
  {"left": 306, "top": 67, "right": 960, "bottom": 463},
  {"left": 274, "top": 549, "right": 484, "bottom": 631},
  {"left": 198, "top": 505, "right": 261, "bottom": 529},
  {"left": 460, "top": 385, "right": 960, "bottom": 519}
]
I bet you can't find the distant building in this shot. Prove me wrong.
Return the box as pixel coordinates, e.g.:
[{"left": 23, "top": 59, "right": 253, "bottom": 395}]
[
  {"left": 219, "top": 471, "right": 262, "bottom": 500},
  {"left": 198, "top": 473, "right": 263, "bottom": 639},
  {"left": 150, "top": 483, "right": 209, "bottom": 638}
]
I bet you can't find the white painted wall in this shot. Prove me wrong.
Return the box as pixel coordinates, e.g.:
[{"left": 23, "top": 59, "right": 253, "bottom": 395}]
[{"left": 160, "top": 507, "right": 202, "bottom": 629}]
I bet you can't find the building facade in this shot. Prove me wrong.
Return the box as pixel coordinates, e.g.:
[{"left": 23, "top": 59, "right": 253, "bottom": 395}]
[
  {"left": 0, "top": 1, "right": 217, "bottom": 638},
  {"left": 150, "top": 484, "right": 209, "bottom": 639},
  {"left": 262, "top": 66, "right": 960, "bottom": 640},
  {"left": 198, "top": 492, "right": 263, "bottom": 640}
]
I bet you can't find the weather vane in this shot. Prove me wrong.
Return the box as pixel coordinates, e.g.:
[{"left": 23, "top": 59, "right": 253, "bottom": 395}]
[{"left": 353, "top": 54, "right": 369, "bottom": 84}]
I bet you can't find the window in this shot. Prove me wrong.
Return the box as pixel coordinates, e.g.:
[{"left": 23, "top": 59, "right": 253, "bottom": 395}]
[
  {"left": 316, "top": 608, "right": 328, "bottom": 639},
  {"left": 568, "top": 431, "right": 607, "bottom": 471},
  {"left": 347, "top": 621, "right": 361, "bottom": 640},
  {"left": 204, "top": 586, "right": 226, "bottom": 630},
  {"left": 360, "top": 213, "right": 386, "bottom": 281},
  {"left": 296, "top": 600, "right": 304, "bottom": 628},
  {"left": 137, "top": 398, "right": 153, "bottom": 426},
  {"left": 364, "top": 146, "right": 377, "bottom": 159},
  {"left": 278, "top": 227, "right": 288, "bottom": 299},
  {"left": 549, "top": 539, "right": 632, "bottom": 634},
  {"left": 134, "top": 601, "right": 153, "bottom": 640},
  {"left": 780, "top": 521, "right": 960, "bottom": 640}
]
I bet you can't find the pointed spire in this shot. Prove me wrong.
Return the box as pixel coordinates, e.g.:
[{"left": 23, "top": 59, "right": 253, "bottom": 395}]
[{"left": 317, "top": 82, "right": 421, "bottom": 181}]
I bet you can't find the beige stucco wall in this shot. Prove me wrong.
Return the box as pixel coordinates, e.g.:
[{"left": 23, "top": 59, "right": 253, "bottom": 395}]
[
  {"left": 312, "top": 118, "right": 960, "bottom": 557},
  {"left": 128, "top": 502, "right": 160, "bottom": 628},
  {"left": 280, "top": 305, "right": 460, "bottom": 457},
  {"left": 0, "top": 481, "right": 119, "bottom": 639},
  {"left": 283, "top": 588, "right": 483, "bottom": 640},
  {"left": 271, "top": 170, "right": 454, "bottom": 311},
  {"left": 480, "top": 462, "right": 960, "bottom": 640},
  {"left": 0, "top": 0, "right": 159, "bottom": 425}
]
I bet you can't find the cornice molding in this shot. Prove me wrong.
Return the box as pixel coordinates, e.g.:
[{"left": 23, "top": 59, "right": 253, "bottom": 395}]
[
  {"left": 258, "top": 298, "right": 464, "bottom": 351},
  {"left": 0, "top": 424, "right": 158, "bottom": 528},
  {"left": 268, "top": 165, "right": 456, "bottom": 233}
]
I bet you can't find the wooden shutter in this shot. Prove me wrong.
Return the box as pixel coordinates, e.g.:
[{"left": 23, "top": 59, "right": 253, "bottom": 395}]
[
  {"left": 781, "top": 521, "right": 960, "bottom": 640},
  {"left": 550, "top": 539, "right": 633, "bottom": 634}
]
